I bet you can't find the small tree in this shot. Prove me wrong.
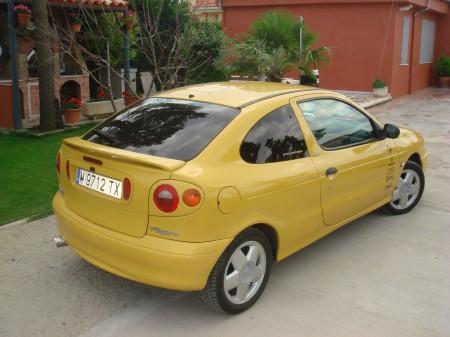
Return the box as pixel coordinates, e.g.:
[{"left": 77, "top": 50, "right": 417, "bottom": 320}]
[
  {"left": 80, "top": 13, "right": 138, "bottom": 70},
  {"left": 132, "top": 0, "right": 229, "bottom": 91},
  {"left": 182, "top": 20, "right": 230, "bottom": 84}
]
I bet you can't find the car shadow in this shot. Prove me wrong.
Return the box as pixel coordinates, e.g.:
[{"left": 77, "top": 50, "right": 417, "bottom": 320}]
[{"left": 75, "top": 210, "right": 408, "bottom": 337}]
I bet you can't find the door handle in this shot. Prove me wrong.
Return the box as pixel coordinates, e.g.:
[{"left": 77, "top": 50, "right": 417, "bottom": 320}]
[{"left": 325, "top": 167, "right": 338, "bottom": 176}]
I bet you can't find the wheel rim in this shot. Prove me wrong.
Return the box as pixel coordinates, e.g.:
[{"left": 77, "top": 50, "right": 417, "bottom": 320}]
[
  {"left": 223, "top": 240, "right": 267, "bottom": 305},
  {"left": 390, "top": 168, "right": 421, "bottom": 210}
]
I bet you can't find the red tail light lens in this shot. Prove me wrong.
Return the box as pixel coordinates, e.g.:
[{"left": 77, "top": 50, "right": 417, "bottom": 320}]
[
  {"left": 153, "top": 184, "right": 179, "bottom": 213},
  {"left": 123, "top": 178, "right": 132, "bottom": 200},
  {"left": 56, "top": 153, "right": 61, "bottom": 175},
  {"left": 65, "top": 160, "right": 70, "bottom": 180},
  {"left": 182, "top": 189, "right": 201, "bottom": 207}
]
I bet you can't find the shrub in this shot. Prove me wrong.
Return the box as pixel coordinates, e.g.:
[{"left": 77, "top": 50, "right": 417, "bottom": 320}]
[
  {"left": 372, "top": 78, "right": 387, "bottom": 89},
  {"left": 182, "top": 20, "right": 230, "bottom": 84},
  {"left": 231, "top": 9, "right": 330, "bottom": 82},
  {"left": 436, "top": 55, "right": 450, "bottom": 77}
]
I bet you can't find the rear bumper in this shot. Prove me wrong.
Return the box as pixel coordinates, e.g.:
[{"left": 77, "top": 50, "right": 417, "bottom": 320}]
[{"left": 52, "top": 193, "right": 231, "bottom": 291}]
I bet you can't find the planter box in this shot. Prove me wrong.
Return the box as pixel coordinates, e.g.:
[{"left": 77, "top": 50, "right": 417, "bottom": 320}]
[
  {"left": 82, "top": 99, "right": 125, "bottom": 119},
  {"left": 438, "top": 76, "right": 450, "bottom": 88},
  {"left": 373, "top": 86, "right": 389, "bottom": 98}
]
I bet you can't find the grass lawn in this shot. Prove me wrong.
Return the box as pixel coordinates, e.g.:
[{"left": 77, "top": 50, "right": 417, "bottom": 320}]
[{"left": 0, "top": 124, "right": 96, "bottom": 225}]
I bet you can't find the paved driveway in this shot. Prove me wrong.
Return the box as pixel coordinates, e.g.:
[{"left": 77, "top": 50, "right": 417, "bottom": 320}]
[{"left": 1, "top": 88, "right": 450, "bottom": 337}]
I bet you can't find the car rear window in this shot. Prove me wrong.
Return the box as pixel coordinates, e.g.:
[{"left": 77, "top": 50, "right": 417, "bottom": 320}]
[{"left": 83, "top": 98, "right": 239, "bottom": 161}]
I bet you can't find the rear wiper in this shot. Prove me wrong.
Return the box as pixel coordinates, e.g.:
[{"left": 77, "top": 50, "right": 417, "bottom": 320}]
[{"left": 92, "top": 129, "right": 117, "bottom": 145}]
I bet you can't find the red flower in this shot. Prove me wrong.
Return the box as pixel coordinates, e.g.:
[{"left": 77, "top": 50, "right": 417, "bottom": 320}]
[
  {"left": 62, "top": 97, "right": 81, "bottom": 110},
  {"left": 97, "top": 90, "right": 107, "bottom": 98},
  {"left": 14, "top": 4, "right": 31, "bottom": 14},
  {"left": 68, "top": 97, "right": 81, "bottom": 106}
]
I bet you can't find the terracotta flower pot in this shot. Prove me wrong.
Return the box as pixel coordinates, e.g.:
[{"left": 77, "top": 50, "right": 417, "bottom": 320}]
[
  {"left": 64, "top": 108, "right": 81, "bottom": 124},
  {"left": 17, "top": 13, "right": 32, "bottom": 27},
  {"left": 70, "top": 22, "right": 81, "bottom": 33},
  {"left": 19, "top": 39, "right": 33, "bottom": 54},
  {"left": 124, "top": 95, "right": 140, "bottom": 106},
  {"left": 438, "top": 76, "right": 450, "bottom": 88}
]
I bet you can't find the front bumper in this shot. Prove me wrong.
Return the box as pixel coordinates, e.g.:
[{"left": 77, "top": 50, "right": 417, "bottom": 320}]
[{"left": 52, "top": 193, "right": 231, "bottom": 291}]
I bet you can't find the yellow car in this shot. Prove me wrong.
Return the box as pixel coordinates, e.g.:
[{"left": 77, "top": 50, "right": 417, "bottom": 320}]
[{"left": 53, "top": 82, "right": 427, "bottom": 313}]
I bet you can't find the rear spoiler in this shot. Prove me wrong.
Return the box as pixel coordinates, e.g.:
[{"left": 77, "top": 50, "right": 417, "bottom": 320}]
[{"left": 63, "top": 137, "right": 186, "bottom": 172}]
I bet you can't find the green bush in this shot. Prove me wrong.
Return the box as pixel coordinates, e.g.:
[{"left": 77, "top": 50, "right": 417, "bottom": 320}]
[
  {"left": 372, "top": 78, "right": 387, "bottom": 89},
  {"left": 436, "top": 55, "right": 450, "bottom": 77},
  {"left": 182, "top": 20, "right": 230, "bottom": 84}
]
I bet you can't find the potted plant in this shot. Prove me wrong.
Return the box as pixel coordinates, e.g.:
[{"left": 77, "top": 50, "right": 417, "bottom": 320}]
[
  {"left": 14, "top": 4, "right": 32, "bottom": 27},
  {"left": 123, "top": 90, "right": 140, "bottom": 106},
  {"left": 83, "top": 90, "right": 125, "bottom": 119},
  {"left": 436, "top": 55, "right": 450, "bottom": 88},
  {"left": 124, "top": 11, "right": 136, "bottom": 30},
  {"left": 372, "top": 78, "right": 389, "bottom": 97},
  {"left": 62, "top": 97, "right": 82, "bottom": 124},
  {"left": 68, "top": 12, "right": 82, "bottom": 33}
]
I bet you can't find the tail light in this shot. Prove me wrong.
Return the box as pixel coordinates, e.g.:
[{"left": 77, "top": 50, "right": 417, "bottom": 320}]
[
  {"left": 65, "top": 160, "right": 70, "bottom": 180},
  {"left": 123, "top": 178, "right": 132, "bottom": 200},
  {"left": 56, "top": 152, "right": 61, "bottom": 175},
  {"left": 182, "top": 189, "right": 201, "bottom": 207},
  {"left": 153, "top": 184, "right": 179, "bottom": 213}
]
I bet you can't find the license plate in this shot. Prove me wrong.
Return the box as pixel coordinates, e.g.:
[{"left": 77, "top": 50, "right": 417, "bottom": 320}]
[{"left": 76, "top": 168, "right": 122, "bottom": 199}]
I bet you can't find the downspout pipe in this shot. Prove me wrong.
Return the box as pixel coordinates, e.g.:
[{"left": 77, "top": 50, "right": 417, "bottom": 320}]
[{"left": 408, "top": 0, "right": 432, "bottom": 93}]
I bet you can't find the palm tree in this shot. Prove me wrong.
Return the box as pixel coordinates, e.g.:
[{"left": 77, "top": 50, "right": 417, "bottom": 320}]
[{"left": 233, "top": 10, "right": 330, "bottom": 82}]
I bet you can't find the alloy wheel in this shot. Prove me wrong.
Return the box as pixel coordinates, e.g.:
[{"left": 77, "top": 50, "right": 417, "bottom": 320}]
[{"left": 223, "top": 240, "right": 267, "bottom": 305}]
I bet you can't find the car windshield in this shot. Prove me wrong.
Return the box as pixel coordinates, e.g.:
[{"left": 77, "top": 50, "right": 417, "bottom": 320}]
[{"left": 83, "top": 98, "right": 239, "bottom": 161}]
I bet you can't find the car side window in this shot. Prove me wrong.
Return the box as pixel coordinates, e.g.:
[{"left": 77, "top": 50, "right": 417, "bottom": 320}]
[
  {"left": 240, "top": 105, "right": 308, "bottom": 164},
  {"left": 298, "top": 99, "right": 376, "bottom": 150}
]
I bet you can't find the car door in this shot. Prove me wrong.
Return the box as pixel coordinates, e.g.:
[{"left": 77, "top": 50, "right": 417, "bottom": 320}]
[
  {"left": 237, "top": 103, "right": 324, "bottom": 258},
  {"left": 291, "top": 97, "right": 398, "bottom": 226}
]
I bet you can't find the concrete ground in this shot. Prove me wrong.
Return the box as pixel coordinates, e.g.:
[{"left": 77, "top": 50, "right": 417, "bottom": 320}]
[{"left": 1, "top": 88, "right": 449, "bottom": 337}]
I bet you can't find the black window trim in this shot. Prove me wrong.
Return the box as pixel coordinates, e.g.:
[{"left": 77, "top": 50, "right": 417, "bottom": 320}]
[
  {"left": 295, "top": 96, "right": 384, "bottom": 152},
  {"left": 239, "top": 103, "right": 310, "bottom": 165}
]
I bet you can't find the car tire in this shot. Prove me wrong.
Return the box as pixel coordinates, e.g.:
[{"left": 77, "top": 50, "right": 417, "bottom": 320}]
[
  {"left": 383, "top": 160, "right": 425, "bottom": 215},
  {"left": 200, "top": 228, "right": 273, "bottom": 314}
]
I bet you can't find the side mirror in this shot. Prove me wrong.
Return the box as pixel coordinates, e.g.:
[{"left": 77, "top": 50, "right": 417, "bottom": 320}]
[{"left": 383, "top": 123, "right": 400, "bottom": 139}]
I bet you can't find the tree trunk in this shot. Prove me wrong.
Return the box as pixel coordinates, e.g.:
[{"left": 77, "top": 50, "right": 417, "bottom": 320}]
[{"left": 34, "top": 1, "right": 57, "bottom": 131}]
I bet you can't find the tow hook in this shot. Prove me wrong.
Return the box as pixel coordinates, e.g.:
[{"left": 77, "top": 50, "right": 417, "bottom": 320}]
[{"left": 53, "top": 235, "right": 67, "bottom": 247}]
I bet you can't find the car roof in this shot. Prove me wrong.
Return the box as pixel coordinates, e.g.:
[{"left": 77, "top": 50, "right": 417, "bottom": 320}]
[{"left": 155, "top": 81, "right": 320, "bottom": 108}]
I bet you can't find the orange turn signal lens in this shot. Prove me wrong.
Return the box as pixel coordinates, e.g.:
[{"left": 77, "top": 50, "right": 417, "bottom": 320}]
[{"left": 182, "top": 189, "right": 201, "bottom": 207}]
